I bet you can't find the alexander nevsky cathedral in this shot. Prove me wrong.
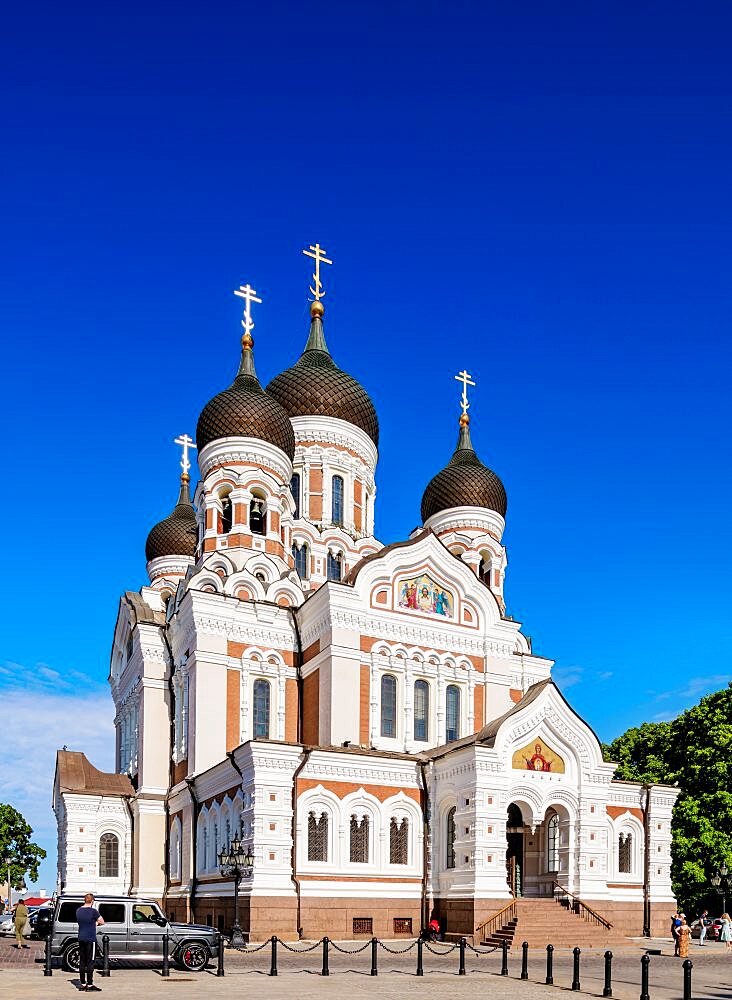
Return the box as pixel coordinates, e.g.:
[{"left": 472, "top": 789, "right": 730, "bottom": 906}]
[{"left": 53, "top": 247, "right": 679, "bottom": 945}]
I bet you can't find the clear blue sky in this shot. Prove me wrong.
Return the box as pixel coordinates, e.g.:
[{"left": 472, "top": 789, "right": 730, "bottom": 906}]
[{"left": 2, "top": 2, "right": 731, "bottom": 892}]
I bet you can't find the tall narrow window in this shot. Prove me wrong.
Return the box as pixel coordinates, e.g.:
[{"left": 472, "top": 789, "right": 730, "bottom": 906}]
[
  {"left": 381, "top": 674, "right": 397, "bottom": 737},
  {"left": 327, "top": 551, "right": 342, "bottom": 582},
  {"left": 619, "top": 832, "right": 632, "bottom": 874},
  {"left": 350, "top": 815, "right": 369, "bottom": 863},
  {"left": 446, "top": 807, "right": 456, "bottom": 869},
  {"left": 308, "top": 811, "right": 328, "bottom": 862},
  {"left": 290, "top": 473, "right": 301, "bottom": 519},
  {"left": 292, "top": 542, "right": 309, "bottom": 579},
  {"left": 414, "top": 680, "right": 429, "bottom": 742},
  {"left": 445, "top": 685, "right": 460, "bottom": 742},
  {"left": 221, "top": 496, "right": 233, "bottom": 534},
  {"left": 390, "top": 817, "right": 409, "bottom": 865},
  {"left": 99, "top": 833, "right": 119, "bottom": 878},
  {"left": 252, "top": 679, "right": 270, "bottom": 738},
  {"left": 250, "top": 497, "right": 266, "bottom": 535},
  {"left": 332, "top": 475, "right": 344, "bottom": 526},
  {"left": 547, "top": 813, "right": 559, "bottom": 872}
]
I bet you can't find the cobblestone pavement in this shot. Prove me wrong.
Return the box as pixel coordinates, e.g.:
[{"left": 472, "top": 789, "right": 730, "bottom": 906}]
[{"left": 1, "top": 935, "right": 730, "bottom": 1000}]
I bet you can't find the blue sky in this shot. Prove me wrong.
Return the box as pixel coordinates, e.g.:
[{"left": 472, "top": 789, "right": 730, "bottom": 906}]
[{"left": 2, "top": 2, "right": 731, "bottom": 892}]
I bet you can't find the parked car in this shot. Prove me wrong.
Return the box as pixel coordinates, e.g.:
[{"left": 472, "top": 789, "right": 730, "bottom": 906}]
[
  {"left": 691, "top": 918, "right": 723, "bottom": 941},
  {"left": 0, "top": 912, "right": 14, "bottom": 936},
  {"left": 48, "top": 895, "right": 219, "bottom": 972}
]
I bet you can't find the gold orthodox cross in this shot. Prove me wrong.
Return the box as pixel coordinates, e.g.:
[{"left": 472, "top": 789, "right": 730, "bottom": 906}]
[
  {"left": 233, "top": 283, "right": 262, "bottom": 336},
  {"left": 303, "top": 243, "right": 332, "bottom": 301},
  {"left": 174, "top": 433, "right": 197, "bottom": 476},
  {"left": 454, "top": 369, "right": 476, "bottom": 417}
]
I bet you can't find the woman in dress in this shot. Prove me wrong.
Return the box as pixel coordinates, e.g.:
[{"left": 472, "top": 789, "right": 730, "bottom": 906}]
[
  {"left": 720, "top": 912, "right": 732, "bottom": 952},
  {"left": 677, "top": 915, "right": 692, "bottom": 958}
]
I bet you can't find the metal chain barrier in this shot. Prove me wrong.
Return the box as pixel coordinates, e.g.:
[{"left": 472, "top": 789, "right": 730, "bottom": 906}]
[
  {"left": 278, "top": 939, "right": 325, "bottom": 953},
  {"left": 377, "top": 939, "right": 418, "bottom": 954},
  {"left": 330, "top": 940, "right": 373, "bottom": 954},
  {"left": 465, "top": 942, "right": 498, "bottom": 954},
  {"left": 229, "top": 938, "right": 271, "bottom": 953},
  {"left": 424, "top": 941, "right": 459, "bottom": 954}
]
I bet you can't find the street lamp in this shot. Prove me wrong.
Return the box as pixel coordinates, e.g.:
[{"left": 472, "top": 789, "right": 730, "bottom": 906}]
[
  {"left": 711, "top": 862, "right": 730, "bottom": 915},
  {"left": 218, "top": 834, "right": 254, "bottom": 948}
]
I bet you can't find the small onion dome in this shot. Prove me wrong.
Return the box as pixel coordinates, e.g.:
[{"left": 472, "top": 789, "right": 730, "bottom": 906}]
[
  {"left": 145, "top": 475, "right": 198, "bottom": 562},
  {"left": 196, "top": 332, "right": 295, "bottom": 459},
  {"left": 266, "top": 301, "right": 379, "bottom": 447},
  {"left": 421, "top": 416, "right": 507, "bottom": 522}
]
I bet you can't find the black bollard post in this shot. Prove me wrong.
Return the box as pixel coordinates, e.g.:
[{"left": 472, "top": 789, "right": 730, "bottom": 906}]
[
  {"left": 416, "top": 937, "right": 424, "bottom": 977},
  {"left": 216, "top": 932, "right": 225, "bottom": 977},
  {"left": 162, "top": 934, "right": 170, "bottom": 977},
  {"left": 683, "top": 959, "right": 692, "bottom": 1000},
  {"left": 603, "top": 950, "right": 613, "bottom": 998},
  {"left": 521, "top": 940, "right": 529, "bottom": 981},
  {"left": 458, "top": 937, "right": 466, "bottom": 976},
  {"left": 101, "top": 934, "right": 110, "bottom": 978},
  {"left": 640, "top": 953, "right": 650, "bottom": 1000},
  {"left": 269, "top": 936, "right": 278, "bottom": 977},
  {"left": 572, "top": 946, "right": 581, "bottom": 991},
  {"left": 43, "top": 932, "right": 53, "bottom": 976},
  {"left": 545, "top": 944, "right": 554, "bottom": 986},
  {"left": 321, "top": 937, "right": 330, "bottom": 977},
  {"left": 501, "top": 937, "right": 509, "bottom": 976},
  {"left": 370, "top": 937, "right": 378, "bottom": 976}
]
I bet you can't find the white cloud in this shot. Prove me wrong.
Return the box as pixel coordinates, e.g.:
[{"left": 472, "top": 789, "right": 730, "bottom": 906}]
[{"left": 552, "top": 665, "right": 584, "bottom": 689}]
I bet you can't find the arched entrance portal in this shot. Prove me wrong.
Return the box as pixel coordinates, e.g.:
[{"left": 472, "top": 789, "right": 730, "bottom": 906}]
[
  {"left": 506, "top": 802, "right": 573, "bottom": 897},
  {"left": 506, "top": 803, "right": 525, "bottom": 897}
]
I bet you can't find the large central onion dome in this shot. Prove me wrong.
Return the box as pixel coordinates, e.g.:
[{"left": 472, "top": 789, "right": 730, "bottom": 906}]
[
  {"left": 421, "top": 416, "right": 507, "bottom": 522},
  {"left": 145, "top": 475, "right": 198, "bottom": 562},
  {"left": 196, "top": 331, "right": 295, "bottom": 459},
  {"left": 267, "top": 301, "right": 379, "bottom": 446}
]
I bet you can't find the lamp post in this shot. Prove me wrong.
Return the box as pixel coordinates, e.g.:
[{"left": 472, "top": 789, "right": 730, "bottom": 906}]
[
  {"left": 218, "top": 835, "right": 254, "bottom": 948},
  {"left": 711, "top": 863, "right": 730, "bottom": 915}
]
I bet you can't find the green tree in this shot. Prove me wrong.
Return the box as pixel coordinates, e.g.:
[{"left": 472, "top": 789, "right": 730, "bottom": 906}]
[
  {"left": 603, "top": 683, "right": 732, "bottom": 916},
  {"left": 0, "top": 803, "right": 47, "bottom": 903}
]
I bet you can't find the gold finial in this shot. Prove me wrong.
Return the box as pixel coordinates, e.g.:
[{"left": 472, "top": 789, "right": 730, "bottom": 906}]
[
  {"left": 303, "top": 243, "right": 332, "bottom": 302},
  {"left": 174, "top": 433, "right": 197, "bottom": 478},
  {"left": 233, "top": 283, "right": 262, "bottom": 341},
  {"left": 455, "top": 369, "right": 476, "bottom": 421}
]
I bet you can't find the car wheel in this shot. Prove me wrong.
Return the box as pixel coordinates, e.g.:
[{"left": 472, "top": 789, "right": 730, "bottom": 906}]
[
  {"left": 177, "top": 941, "right": 210, "bottom": 971},
  {"left": 62, "top": 942, "right": 81, "bottom": 972}
]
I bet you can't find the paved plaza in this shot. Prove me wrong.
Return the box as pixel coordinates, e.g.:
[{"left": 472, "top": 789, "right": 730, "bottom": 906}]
[{"left": 1, "top": 937, "right": 731, "bottom": 1000}]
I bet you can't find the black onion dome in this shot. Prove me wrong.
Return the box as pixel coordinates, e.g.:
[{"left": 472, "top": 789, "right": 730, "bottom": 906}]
[
  {"left": 266, "top": 305, "right": 379, "bottom": 447},
  {"left": 196, "top": 337, "right": 296, "bottom": 459},
  {"left": 421, "top": 420, "right": 507, "bottom": 522},
  {"left": 145, "top": 478, "right": 198, "bottom": 562}
]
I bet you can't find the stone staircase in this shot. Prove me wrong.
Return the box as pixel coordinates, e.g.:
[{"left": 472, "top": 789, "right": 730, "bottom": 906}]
[{"left": 480, "top": 898, "right": 629, "bottom": 950}]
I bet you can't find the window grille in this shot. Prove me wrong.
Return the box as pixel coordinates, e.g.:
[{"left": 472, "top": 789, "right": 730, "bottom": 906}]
[
  {"left": 293, "top": 542, "right": 309, "bottom": 579},
  {"left": 393, "top": 917, "right": 412, "bottom": 934},
  {"left": 250, "top": 497, "right": 266, "bottom": 535},
  {"left": 547, "top": 813, "right": 559, "bottom": 872},
  {"left": 446, "top": 807, "right": 456, "bottom": 869},
  {"left": 445, "top": 685, "right": 460, "bottom": 742},
  {"left": 332, "top": 475, "right": 344, "bottom": 525},
  {"left": 221, "top": 496, "right": 233, "bottom": 534},
  {"left": 619, "top": 832, "right": 632, "bottom": 873},
  {"left": 253, "top": 679, "right": 270, "bottom": 738},
  {"left": 414, "top": 679, "right": 429, "bottom": 741},
  {"left": 308, "top": 811, "right": 328, "bottom": 862},
  {"left": 99, "top": 833, "right": 119, "bottom": 878},
  {"left": 350, "top": 814, "right": 369, "bottom": 863},
  {"left": 353, "top": 917, "right": 373, "bottom": 935},
  {"left": 390, "top": 817, "right": 409, "bottom": 865},
  {"left": 290, "top": 473, "right": 301, "bottom": 519},
  {"left": 327, "top": 551, "right": 342, "bottom": 581},
  {"left": 381, "top": 674, "right": 397, "bottom": 737}
]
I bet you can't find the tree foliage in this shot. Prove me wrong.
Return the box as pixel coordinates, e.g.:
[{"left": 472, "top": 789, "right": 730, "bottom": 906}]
[
  {"left": 603, "top": 682, "right": 732, "bottom": 915},
  {"left": 0, "top": 803, "right": 47, "bottom": 894}
]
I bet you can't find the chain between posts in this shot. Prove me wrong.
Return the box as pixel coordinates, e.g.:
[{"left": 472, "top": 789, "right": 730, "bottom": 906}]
[
  {"left": 329, "top": 940, "right": 373, "bottom": 954},
  {"left": 229, "top": 938, "right": 271, "bottom": 953},
  {"left": 424, "top": 941, "right": 459, "bottom": 954},
  {"left": 377, "top": 939, "right": 418, "bottom": 953},
  {"left": 277, "top": 939, "right": 324, "bottom": 953}
]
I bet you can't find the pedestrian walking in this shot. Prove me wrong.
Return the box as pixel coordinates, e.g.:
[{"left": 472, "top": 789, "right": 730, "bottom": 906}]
[
  {"left": 677, "top": 915, "right": 692, "bottom": 958},
  {"left": 671, "top": 911, "right": 681, "bottom": 956},
  {"left": 13, "top": 897, "right": 29, "bottom": 949},
  {"left": 76, "top": 892, "right": 104, "bottom": 992},
  {"left": 697, "top": 909, "right": 709, "bottom": 946},
  {"left": 720, "top": 912, "right": 732, "bottom": 953}
]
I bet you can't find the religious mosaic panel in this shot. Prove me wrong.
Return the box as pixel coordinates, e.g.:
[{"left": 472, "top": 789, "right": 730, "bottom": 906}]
[
  {"left": 512, "top": 737, "right": 565, "bottom": 773},
  {"left": 397, "top": 573, "right": 454, "bottom": 618}
]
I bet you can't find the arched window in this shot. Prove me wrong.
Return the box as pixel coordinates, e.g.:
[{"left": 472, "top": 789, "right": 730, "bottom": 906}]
[
  {"left": 350, "top": 815, "right": 369, "bottom": 863},
  {"left": 169, "top": 820, "right": 181, "bottom": 880},
  {"left": 253, "top": 679, "right": 270, "bottom": 738},
  {"left": 381, "top": 674, "right": 397, "bottom": 738},
  {"left": 390, "top": 817, "right": 409, "bottom": 865},
  {"left": 445, "top": 685, "right": 460, "bottom": 742},
  {"left": 292, "top": 542, "right": 309, "bottom": 579},
  {"left": 249, "top": 496, "right": 266, "bottom": 535},
  {"left": 307, "top": 811, "right": 328, "bottom": 862},
  {"left": 209, "top": 819, "right": 218, "bottom": 870},
  {"left": 331, "top": 475, "right": 344, "bottom": 525},
  {"left": 199, "top": 822, "right": 208, "bottom": 874},
  {"left": 446, "top": 807, "right": 456, "bottom": 869},
  {"left": 327, "top": 551, "right": 342, "bottom": 582},
  {"left": 619, "top": 832, "right": 632, "bottom": 873},
  {"left": 290, "top": 473, "right": 301, "bottom": 519},
  {"left": 221, "top": 495, "right": 233, "bottom": 534},
  {"left": 547, "top": 813, "right": 559, "bottom": 872},
  {"left": 414, "top": 680, "right": 429, "bottom": 742},
  {"left": 99, "top": 833, "right": 119, "bottom": 878}
]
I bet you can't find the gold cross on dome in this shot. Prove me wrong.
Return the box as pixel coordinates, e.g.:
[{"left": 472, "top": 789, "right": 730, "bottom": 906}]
[
  {"left": 174, "top": 433, "right": 197, "bottom": 475},
  {"left": 454, "top": 369, "right": 476, "bottom": 417},
  {"left": 303, "top": 243, "right": 333, "bottom": 301},
  {"left": 233, "top": 283, "right": 262, "bottom": 336}
]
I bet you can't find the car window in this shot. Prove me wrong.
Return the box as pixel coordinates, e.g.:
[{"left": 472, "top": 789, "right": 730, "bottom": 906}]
[
  {"left": 98, "top": 903, "right": 126, "bottom": 924},
  {"left": 132, "top": 904, "right": 160, "bottom": 924},
  {"left": 58, "top": 901, "right": 82, "bottom": 923}
]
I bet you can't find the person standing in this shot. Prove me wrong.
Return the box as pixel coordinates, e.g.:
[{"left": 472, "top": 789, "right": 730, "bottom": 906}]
[
  {"left": 678, "top": 915, "right": 692, "bottom": 958},
  {"left": 13, "top": 897, "right": 29, "bottom": 949},
  {"left": 697, "top": 909, "right": 709, "bottom": 946},
  {"left": 671, "top": 912, "right": 681, "bottom": 956},
  {"left": 76, "top": 893, "right": 104, "bottom": 992},
  {"left": 720, "top": 912, "right": 732, "bottom": 953}
]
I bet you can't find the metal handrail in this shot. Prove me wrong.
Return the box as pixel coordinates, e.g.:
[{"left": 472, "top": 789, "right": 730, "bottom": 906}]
[
  {"left": 475, "top": 899, "right": 517, "bottom": 941},
  {"left": 551, "top": 881, "right": 613, "bottom": 930}
]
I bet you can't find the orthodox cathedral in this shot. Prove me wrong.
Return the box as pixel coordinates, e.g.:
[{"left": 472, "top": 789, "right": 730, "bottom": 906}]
[{"left": 53, "top": 247, "right": 678, "bottom": 943}]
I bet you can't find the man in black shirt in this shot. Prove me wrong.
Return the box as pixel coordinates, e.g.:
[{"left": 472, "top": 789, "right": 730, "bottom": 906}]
[{"left": 76, "top": 893, "right": 104, "bottom": 992}]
